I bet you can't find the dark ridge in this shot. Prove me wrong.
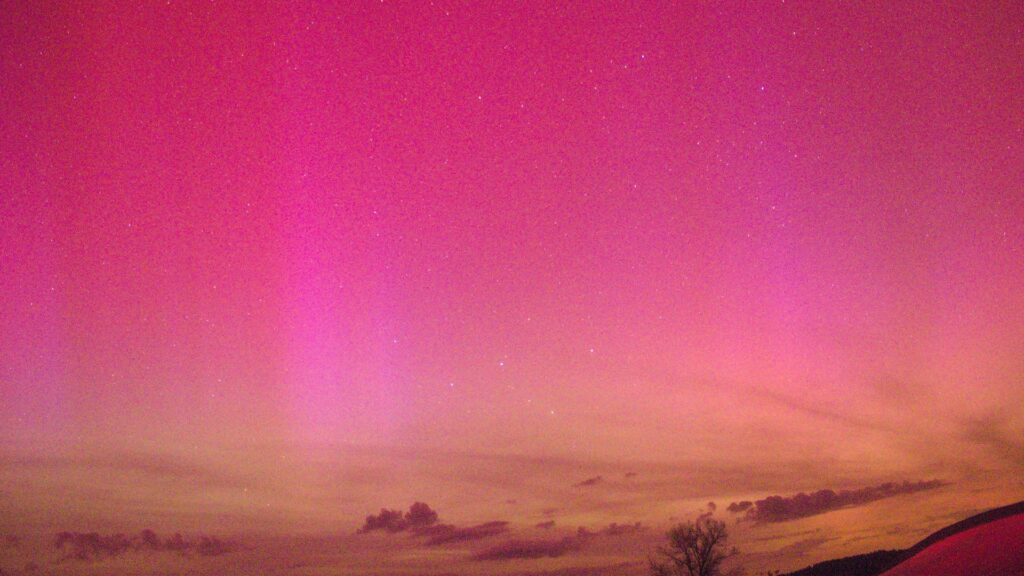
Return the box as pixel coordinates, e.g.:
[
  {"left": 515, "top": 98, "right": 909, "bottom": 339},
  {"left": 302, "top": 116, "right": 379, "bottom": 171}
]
[
  {"left": 782, "top": 500, "right": 1024, "bottom": 576},
  {"left": 898, "top": 499, "right": 1024, "bottom": 561},
  {"left": 783, "top": 549, "right": 903, "bottom": 576}
]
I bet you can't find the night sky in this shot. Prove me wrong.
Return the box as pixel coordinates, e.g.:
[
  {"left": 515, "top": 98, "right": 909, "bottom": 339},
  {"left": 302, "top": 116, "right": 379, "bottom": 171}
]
[{"left": 2, "top": 2, "right": 1023, "bottom": 575}]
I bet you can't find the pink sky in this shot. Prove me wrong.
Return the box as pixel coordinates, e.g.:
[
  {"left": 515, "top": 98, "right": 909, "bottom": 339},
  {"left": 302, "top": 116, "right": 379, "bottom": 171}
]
[{"left": 2, "top": 1, "right": 1023, "bottom": 574}]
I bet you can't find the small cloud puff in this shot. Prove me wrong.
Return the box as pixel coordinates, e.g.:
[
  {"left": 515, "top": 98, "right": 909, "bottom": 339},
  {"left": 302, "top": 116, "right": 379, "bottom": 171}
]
[
  {"left": 358, "top": 502, "right": 440, "bottom": 533},
  {"left": 573, "top": 476, "right": 603, "bottom": 488},
  {"left": 598, "top": 522, "right": 646, "bottom": 537},
  {"left": 577, "top": 522, "right": 646, "bottom": 538}
]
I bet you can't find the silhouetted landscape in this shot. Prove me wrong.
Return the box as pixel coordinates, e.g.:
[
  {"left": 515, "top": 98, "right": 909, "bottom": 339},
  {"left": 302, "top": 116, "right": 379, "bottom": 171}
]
[{"left": 783, "top": 501, "right": 1024, "bottom": 576}]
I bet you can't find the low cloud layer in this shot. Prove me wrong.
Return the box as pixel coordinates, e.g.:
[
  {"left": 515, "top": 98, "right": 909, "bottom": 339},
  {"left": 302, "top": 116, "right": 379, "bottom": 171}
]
[
  {"left": 573, "top": 476, "right": 604, "bottom": 488},
  {"left": 53, "top": 530, "right": 233, "bottom": 560},
  {"left": 503, "top": 563, "right": 640, "bottom": 576},
  {"left": 727, "top": 501, "right": 753, "bottom": 513},
  {"left": 595, "top": 522, "right": 646, "bottom": 537},
  {"left": 357, "top": 503, "right": 508, "bottom": 547},
  {"left": 473, "top": 520, "right": 644, "bottom": 562},
  {"left": 421, "top": 521, "right": 509, "bottom": 545},
  {"left": 473, "top": 536, "right": 579, "bottom": 560},
  {"left": 729, "top": 480, "right": 946, "bottom": 523},
  {"left": 575, "top": 522, "right": 646, "bottom": 539}
]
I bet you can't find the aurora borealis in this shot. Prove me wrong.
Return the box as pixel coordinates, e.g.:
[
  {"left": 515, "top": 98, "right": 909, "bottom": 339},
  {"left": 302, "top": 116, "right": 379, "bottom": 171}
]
[{"left": 2, "top": 2, "right": 1023, "bottom": 574}]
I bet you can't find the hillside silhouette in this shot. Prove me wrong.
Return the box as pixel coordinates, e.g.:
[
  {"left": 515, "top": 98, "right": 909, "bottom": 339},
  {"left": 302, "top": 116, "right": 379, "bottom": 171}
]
[{"left": 783, "top": 500, "right": 1024, "bottom": 576}]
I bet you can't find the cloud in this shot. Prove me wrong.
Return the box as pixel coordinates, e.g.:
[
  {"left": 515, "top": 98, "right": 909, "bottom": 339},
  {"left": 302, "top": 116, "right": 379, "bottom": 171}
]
[
  {"left": 139, "top": 529, "right": 160, "bottom": 550},
  {"left": 472, "top": 522, "right": 639, "bottom": 563},
  {"left": 772, "top": 537, "right": 833, "bottom": 557},
  {"left": 422, "top": 521, "right": 509, "bottom": 545},
  {"left": 473, "top": 537, "right": 580, "bottom": 561},
  {"left": 357, "top": 502, "right": 508, "bottom": 547},
  {"left": 408, "top": 523, "right": 455, "bottom": 537},
  {"left": 735, "top": 480, "right": 946, "bottom": 523},
  {"left": 749, "top": 527, "right": 824, "bottom": 543},
  {"left": 504, "top": 564, "right": 639, "bottom": 576},
  {"left": 164, "top": 533, "right": 190, "bottom": 551},
  {"left": 739, "top": 536, "right": 838, "bottom": 566},
  {"left": 358, "top": 502, "right": 439, "bottom": 533},
  {"left": 55, "top": 532, "right": 133, "bottom": 560},
  {"left": 406, "top": 502, "right": 440, "bottom": 527},
  {"left": 726, "top": 501, "right": 752, "bottom": 514},
  {"left": 597, "top": 522, "right": 646, "bottom": 537},
  {"left": 535, "top": 520, "right": 556, "bottom": 530},
  {"left": 576, "top": 522, "right": 645, "bottom": 539},
  {"left": 196, "top": 535, "right": 233, "bottom": 556},
  {"left": 359, "top": 508, "right": 408, "bottom": 533},
  {"left": 964, "top": 416, "right": 1024, "bottom": 467},
  {"left": 53, "top": 530, "right": 233, "bottom": 560},
  {"left": 2, "top": 450, "right": 254, "bottom": 500},
  {"left": 573, "top": 476, "right": 603, "bottom": 487}
]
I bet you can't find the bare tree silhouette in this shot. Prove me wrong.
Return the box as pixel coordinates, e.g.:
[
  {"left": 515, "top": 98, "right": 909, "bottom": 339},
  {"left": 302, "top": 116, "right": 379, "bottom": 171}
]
[{"left": 649, "top": 514, "right": 738, "bottom": 576}]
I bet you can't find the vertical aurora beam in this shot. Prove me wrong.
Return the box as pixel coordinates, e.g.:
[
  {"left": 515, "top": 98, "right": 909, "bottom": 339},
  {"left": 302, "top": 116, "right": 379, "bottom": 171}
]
[
  {"left": 0, "top": 4, "right": 72, "bottom": 445},
  {"left": 0, "top": 188, "right": 67, "bottom": 443},
  {"left": 276, "top": 163, "right": 412, "bottom": 448},
  {"left": 271, "top": 10, "right": 410, "bottom": 446}
]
